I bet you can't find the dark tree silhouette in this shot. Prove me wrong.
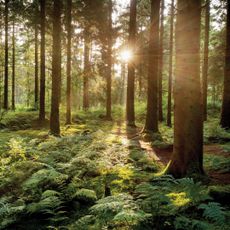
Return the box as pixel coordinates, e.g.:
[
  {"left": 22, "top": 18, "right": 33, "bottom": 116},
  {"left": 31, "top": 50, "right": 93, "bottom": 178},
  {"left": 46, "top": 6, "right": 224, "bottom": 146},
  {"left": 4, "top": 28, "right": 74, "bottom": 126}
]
[
  {"left": 106, "top": 0, "right": 113, "bottom": 120},
  {"left": 39, "top": 0, "right": 46, "bottom": 121},
  {"left": 12, "top": 19, "right": 15, "bottom": 110},
  {"left": 221, "top": 0, "right": 230, "bottom": 129},
  {"left": 167, "top": 0, "right": 175, "bottom": 127},
  {"left": 50, "top": 0, "right": 62, "bottom": 136},
  {"left": 202, "top": 0, "right": 210, "bottom": 121},
  {"left": 158, "top": 0, "right": 164, "bottom": 122},
  {"left": 144, "top": 0, "right": 160, "bottom": 132},
  {"left": 66, "top": 0, "right": 72, "bottom": 124},
  {"left": 83, "top": 28, "right": 90, "bottom": 110},
  {"left": 167, "top": 0, "right": 203, "bottom": 178},
  {"left": 4, "top": 0, "right": 9, "bottom": 110},
  {"left": 126, "top": 0, "right": 137, "bottom": 127}
]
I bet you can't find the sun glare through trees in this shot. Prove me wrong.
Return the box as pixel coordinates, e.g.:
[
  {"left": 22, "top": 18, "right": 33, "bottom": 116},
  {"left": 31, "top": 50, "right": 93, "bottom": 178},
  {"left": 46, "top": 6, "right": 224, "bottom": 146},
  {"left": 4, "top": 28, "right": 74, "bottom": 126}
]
[
  {"left": 119, "top": 49, "right": 133, "bottom": 62},
  {"left": 0, "top": 0, "right": 230, "bottom": 229}
]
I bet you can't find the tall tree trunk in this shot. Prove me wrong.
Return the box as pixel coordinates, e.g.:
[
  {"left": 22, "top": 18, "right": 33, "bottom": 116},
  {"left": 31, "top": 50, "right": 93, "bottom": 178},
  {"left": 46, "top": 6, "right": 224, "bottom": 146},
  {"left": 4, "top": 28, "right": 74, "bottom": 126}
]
[
  {"left": 83, "top": 29, "right": 90, "bottom": 110},
  {"left": 158, "top": 0, "right": 164, "bottom": 122},
  {"left": 167, "top": 0, "right": 174, "bottom": 127},
  {"left": 203, "top": 0, "right": 210, "bottom": 121},
  {"left": 4, "top": 0, "right": 9, "bottom": 110},
  {"left": 12, "top": 19, "right": 15, "bottom": 110},
  {"left": 106, "top": 0, "right": 113, "bottom": 120},
  {"left": 144, "top": 0, "right": 160, "bottom": 132},
  {"left": 39, "top": 0, "right": 46, "bottom": 121},
  {"left": 120, "top": 63, "right": 126, "bottom": 105},
  {"left": 167, "top": 0, "right": 203, "bottom": 178},
  {"left": 66, "top": 0, "right": 72, "bottom": 124},
  {"left": 220, "top": 0, "right": 230, "bottom": 129},
  {"left": 126, "top": 0, "right": 137, "bottom": 126},
  {"left": 34, "top": 17, "right": 39, "bottom": 110},
  {"left": 50, "top": 0, "right": 62, "bottom": 136},
  {"left": 138, "top": 64, "right": 143, "bottom": 99}
]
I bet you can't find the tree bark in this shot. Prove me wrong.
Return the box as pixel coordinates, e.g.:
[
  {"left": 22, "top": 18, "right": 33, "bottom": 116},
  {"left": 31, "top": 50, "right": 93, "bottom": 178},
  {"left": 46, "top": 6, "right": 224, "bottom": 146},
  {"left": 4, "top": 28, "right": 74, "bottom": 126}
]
[
  {"left": 126, "top": 0, "right": 137, "bottom": 126},
  {"left": 12, "top": 19, "right": 16, "bottom": 111},
  {"left": 66, "top": 0, "right": 72, "bottom": 124},
  {"left": 144, "top": 0, "right": 160, "bottom": 132},
  {"left": 167, "top": 0, "right": 175, "bottom": 127},
  {"left": 106, "top": 0, "right": 113, "bottom": 120},
  {"left": 158, "top": 0, "right": 164, "bottom": 122},
  {"left": 4, "top": 0, "right": 9, "bottom": 110},
  {"left": 50, "top": 0, "right": 62, "bottom": 136},
  {"left": 34, "top": 15, "right": 39, "bottom": 110},
  {"left": 39, "top": 0, "right": 46, "bottom": 121},
  {"left": 167, "top": 0, "right": 203, "bottom": 178},
  {"left": 202, "top": 0, "right": 210, "bottom": 121},
  {"left": 220, "top": 0, "right": 230, "bottom": 129},
  {"left": 83, "top": 29, "right": 90, "bottom": 110}
]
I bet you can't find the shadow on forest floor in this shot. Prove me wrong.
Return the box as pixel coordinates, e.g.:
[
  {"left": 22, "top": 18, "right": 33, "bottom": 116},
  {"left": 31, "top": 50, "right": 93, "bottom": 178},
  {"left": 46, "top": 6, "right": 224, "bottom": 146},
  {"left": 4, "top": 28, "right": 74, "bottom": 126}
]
[{"left": 112, "top": 121, "right": 230, "bottom": 185}]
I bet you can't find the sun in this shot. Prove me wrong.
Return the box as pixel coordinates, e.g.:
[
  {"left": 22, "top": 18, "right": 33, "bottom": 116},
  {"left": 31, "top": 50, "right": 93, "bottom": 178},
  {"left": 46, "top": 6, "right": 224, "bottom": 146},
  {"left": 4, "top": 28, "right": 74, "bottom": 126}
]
[{"left": 120, "top": 49, "right": 133, "bottom": 62}]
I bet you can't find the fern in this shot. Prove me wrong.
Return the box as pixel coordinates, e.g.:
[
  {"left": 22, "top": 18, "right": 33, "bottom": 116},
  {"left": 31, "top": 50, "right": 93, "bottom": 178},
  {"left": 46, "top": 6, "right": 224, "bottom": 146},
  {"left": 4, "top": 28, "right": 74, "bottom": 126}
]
[
  {"left": 113, "top": 209, "right": 151, "bottom": 226},
  {"left": 174, "top": 216, "right": 214, "bottom": 230},
  {"left": 27, "top": 195, "right": 62, "bottom": 214},
  {"left": 175, "top": 178, "right": 211, "bottom": 204},
  {"left": 0, "top": 198, "right": 25, "bottom": 229},
  {"left": 74, "top": 189, "right": 97, "bottom": 203},
  {"left": 23, "top": 168, "right": 68, "bottom": 193},
  {"left": 90, "top": 193, "right": 149, "bottom": 228},
  {"left": 70, "top": 215, "right": 96, "bottom": 230},
  {"left": 198, "top": 202, "right": 226, "bottom": 225}
]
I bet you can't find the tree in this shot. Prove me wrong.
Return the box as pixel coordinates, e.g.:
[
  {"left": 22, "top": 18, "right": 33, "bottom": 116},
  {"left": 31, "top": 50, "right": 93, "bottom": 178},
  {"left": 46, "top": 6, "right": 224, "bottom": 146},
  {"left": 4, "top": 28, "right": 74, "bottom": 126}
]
[
  {"left": 126, "top": 0, "right": 137, "bottom": 126},
  {"left": 158, "top": 0, "right": 164, "bottom": 122},
  {"left": 4, "top": 0, "right": 9, "bottom": 110},
  {"left": 34, "top": 1, "right": 39, "bottom": 110},
  {"left": 144, "top": 0, "right": 160, "bottom": 132},
  {"left": 66, "top": 0, "right": 72, "bottom": 124},
  {"left": 83, "top": 28, "right": 90, "bottom": 110},
  {"left": 220, "top": 0, "right": 230, "bottom": 129},
  {"left": 166, "top": 0, "right": 203, "bottom": 178},
  {"left": 202, "top": 0, "right": 210, "bottom": 121},
  {"left": 50, "top": 0, "right": 62, "bottom": 136},
  {"left": 39, "top": 0, "right": 46, "bottom": 121},
  {"left": 167, "top": 0, "right": 175, "bottom": 127},
  {"left": 12, "top": 19, "right": 15, "bottom": 110},
  {"left": 106, "top": 0, "right": 113, "bottom": 120}
]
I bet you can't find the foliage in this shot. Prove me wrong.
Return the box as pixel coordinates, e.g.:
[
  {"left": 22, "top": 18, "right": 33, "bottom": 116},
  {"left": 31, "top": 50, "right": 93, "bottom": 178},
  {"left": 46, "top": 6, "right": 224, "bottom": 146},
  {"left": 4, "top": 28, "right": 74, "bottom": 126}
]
[
  {"left": 198, "top": 202, "right": 225, "bottom": 225},
  {"left": 0, "top": 112, "right": 229, "bottom": 229}
]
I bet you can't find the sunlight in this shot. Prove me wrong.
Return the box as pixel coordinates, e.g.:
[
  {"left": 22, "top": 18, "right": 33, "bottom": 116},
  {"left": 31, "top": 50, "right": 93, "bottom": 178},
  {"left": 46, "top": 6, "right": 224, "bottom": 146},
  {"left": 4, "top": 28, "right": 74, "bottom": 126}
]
[{"left": 119, "top": 49, "right": 133, "bottom": 62}]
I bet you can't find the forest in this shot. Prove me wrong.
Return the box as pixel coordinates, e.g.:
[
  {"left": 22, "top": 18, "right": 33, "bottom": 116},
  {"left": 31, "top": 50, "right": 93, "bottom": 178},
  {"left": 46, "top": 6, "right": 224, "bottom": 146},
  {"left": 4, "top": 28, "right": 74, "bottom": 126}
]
[{"left": 0, "top": 0, "right": 230, "bottom": 229}]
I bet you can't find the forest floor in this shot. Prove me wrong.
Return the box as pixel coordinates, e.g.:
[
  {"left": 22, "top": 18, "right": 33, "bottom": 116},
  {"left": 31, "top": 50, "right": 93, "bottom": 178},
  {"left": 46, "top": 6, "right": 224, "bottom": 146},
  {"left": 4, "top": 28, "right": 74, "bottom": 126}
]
[
  {"left": 112, "top": 122, "right": 230, "bottom": 185},
  {"left": 0, "top": 110, "right": 230, "bottom": 229}
]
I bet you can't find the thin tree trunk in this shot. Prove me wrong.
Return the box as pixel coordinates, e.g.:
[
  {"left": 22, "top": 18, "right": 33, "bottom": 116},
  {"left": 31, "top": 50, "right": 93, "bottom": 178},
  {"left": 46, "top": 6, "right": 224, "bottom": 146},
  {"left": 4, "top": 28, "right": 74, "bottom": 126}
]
[
  {"left": 158, "top": 0, "right": 164, "bottom": 122},
  {"left": 50, "top": 0, "right": 62, "bottom": 136},
  {"left": 4, "top": 0, "right": 9, "bottom": 110},
  {"left": 203, "top": 0, "right": 210, "bottom": 121},
  {"left": 83, "top": 29, "right": 90, "bottom": 110},
  {"left": 66, "top": 0, "right": 72, "bottom": 124},
  {"left": 167, "top": 0, "right": 203, "bottom": 178},
  {"left": 12, "top": 19, "right": 16, "bottom": 110},
  {"left": 144, "top": 0, "right": 160, "bottom": 132},
  {"left": 39, "top": 0, "right": 46, "bottom": 121},
  {"left": 120, "top": 63, "right": 126, "bottom": 105},
  {"left": 106, "top": 0, "right": 113, "bottom": 120},
  {"left": 126, "top": 0, "right": 137, "bottom": 126},
  {"left": 221, "top": 0, "right": 230, "bottom": 129},
  {"left": 167, "top": 0, "right": 174, "bottom": 127},
  {"left": 34, "top": 18, "right": 39, "bottom": 110}
]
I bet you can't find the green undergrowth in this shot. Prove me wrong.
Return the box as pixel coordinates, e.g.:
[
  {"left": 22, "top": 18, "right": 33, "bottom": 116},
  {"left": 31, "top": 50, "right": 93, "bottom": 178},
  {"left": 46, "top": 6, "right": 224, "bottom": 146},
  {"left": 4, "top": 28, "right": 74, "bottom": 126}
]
[
  {"left": 0, "top": 110, "right": 229, "bottom": 229},
  {"left": 204, "top": 154, "right": 230, "bottom": 173}
]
